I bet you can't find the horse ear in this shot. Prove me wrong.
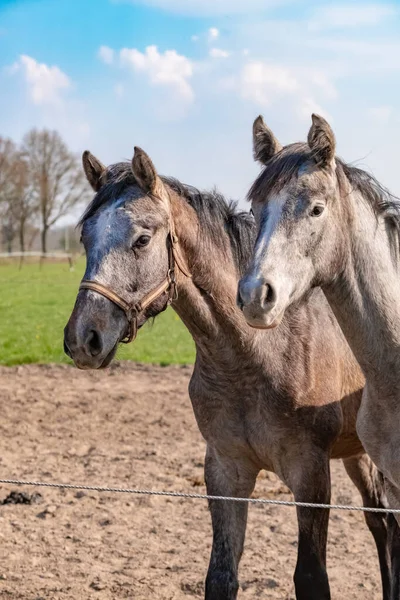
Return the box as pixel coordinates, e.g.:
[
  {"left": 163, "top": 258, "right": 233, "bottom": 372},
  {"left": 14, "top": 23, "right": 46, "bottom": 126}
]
[
  {"left": 307, "top": 114, "right": 336, "bottom": 168},
  {"left": 132, "top": 146, "right": 166, "bottom": 200},
  {"left": 82, "top": 151, "right": 106, "bottom": 192},
  {"left": 253, "top": 115, "right": 282, "bottom": 165}
]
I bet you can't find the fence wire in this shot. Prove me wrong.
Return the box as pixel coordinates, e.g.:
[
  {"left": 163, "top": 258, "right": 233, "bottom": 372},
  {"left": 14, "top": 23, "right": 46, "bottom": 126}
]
[{"left": 0, "top": 477, "right": 398, "bottom": 514}]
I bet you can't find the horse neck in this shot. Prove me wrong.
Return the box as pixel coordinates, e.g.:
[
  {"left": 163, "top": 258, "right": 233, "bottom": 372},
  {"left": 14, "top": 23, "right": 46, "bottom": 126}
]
[
  {"left": 169, "top": 191, "right": 265, "bottom": 357},
  {"left": 324, "top": 191, "right": 400, "bottom": 390}
]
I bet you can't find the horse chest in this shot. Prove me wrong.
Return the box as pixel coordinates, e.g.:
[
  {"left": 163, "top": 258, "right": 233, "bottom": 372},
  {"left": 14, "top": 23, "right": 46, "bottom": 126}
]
[
  {"left": 188, "top": 380, "right": 278, "bottom": 465},
  {"left": 187, "top": 368, "right": 344, "bottom": 470}
]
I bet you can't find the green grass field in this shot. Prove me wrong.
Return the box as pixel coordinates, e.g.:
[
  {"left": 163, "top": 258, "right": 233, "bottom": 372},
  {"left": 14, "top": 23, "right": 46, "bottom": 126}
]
[{"left": 0, "top": 259, "right": 195, "bottom": 366}]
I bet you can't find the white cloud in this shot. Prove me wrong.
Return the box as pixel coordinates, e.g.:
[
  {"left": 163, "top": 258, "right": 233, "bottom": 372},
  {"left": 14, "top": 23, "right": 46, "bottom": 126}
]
[
  {"left": 309, "top": 3, "right": 397, "bottom": 30},
  {"left": 191, "top": 27, "right": 221, "bottom": 45},
  {"left": 368, "top": 106, "right": 393, "bottom": 123},
  {"left": 98, "top": 45, "right": 115, "bottom": 65},
  {"left": 208, "top": 27, "right": 219, "bottom": 40},
  {"left": 10, "top": 55, "right": 71, "bottom": 106},
  {"left": 241, "top": 62, "right": 298, "bottom": 106},
  {"left": 5, "top": 55, "right": 90, "bottom": 154},
  {"left": 239, "top": 60, "right": 336, "bottom": 121},
  {"left": 120, "top": 45, "right": 194, "bottom": 101},
  {"left": 209, "top": 48, "right": 230, "bottom": 58},
  {"left": 120, "top": 0, "right": 285, "bottom": 16}
]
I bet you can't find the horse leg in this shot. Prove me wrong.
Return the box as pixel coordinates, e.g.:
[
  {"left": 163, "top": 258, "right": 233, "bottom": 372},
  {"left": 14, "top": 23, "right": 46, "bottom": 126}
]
[
  {"left": 384, "top": 479, "right": 400, "bottom": 599},
  {"left": 343, "top": 455, "right": 390, "bottom": 600},
  {"left": 204, "top": 445, "right": 257, "bottom": 600},
  {"left": 284, "top": 448, "right": 331, "bottom": 600},
  {"left": 387, "top": 512, "right": 400, "bottom": 600}
]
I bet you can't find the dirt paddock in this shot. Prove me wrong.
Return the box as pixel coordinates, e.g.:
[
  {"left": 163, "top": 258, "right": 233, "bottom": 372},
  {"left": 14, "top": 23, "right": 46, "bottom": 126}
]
[{"left": 0, "top": 363, "right": 384, "bottom": 599}]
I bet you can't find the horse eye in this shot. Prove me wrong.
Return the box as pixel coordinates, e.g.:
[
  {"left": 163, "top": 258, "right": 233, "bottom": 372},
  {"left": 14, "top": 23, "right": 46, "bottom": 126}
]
[
  {"left": 311, "top": 205, "right": 324, "bottom": 217},
  {"left": 134, "top": 235, "right": 151, "bottom": 248}
]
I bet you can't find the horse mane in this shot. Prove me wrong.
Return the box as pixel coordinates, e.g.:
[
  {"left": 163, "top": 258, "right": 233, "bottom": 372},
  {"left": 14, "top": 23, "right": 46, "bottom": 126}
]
[
  {"left": 79, "top": 162, "right": 256, "bottom": 275},
  {"left": 249, "top": 142, "right": 400, "bottom": 251},
  {"left": 338, "top": 161, "right": 400, "bottom": 227}
]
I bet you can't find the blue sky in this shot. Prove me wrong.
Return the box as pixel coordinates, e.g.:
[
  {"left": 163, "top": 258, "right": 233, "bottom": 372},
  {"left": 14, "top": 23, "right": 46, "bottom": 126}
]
[{"left": 1, "top": 0, "right": 400, "bottom": 219}]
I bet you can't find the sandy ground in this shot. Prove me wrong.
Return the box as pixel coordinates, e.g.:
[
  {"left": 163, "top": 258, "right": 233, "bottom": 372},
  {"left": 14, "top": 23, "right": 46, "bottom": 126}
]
[{"left": 0, "top": 363, "right": 385, "bottom": 599}]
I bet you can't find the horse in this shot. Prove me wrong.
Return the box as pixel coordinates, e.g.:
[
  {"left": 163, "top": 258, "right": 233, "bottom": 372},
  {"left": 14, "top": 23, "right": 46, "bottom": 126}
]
[
  {"left": 64, "top": 146, "right": 390, "bottom": 600},
  {"left": 237, "top": 113, "right": 400, "bottom": 596}
]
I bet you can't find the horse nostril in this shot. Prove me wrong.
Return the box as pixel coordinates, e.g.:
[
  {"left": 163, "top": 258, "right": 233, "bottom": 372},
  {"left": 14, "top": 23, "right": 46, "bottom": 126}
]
[
  {"left": 86, "top": 330, "right": 102, "bottom": 357},
  {"left": 263, "top": 283, "right": 276, "bottom": 306}
]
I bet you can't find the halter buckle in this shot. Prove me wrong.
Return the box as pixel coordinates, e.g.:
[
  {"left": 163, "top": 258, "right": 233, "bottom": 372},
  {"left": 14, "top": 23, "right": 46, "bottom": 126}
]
[
  {"left": 121, "top": 316, "right": 138, "bottom": 344},
  {"left": 121, "top": 304, "right": 140, "bottom": 344},
  {"left": 168, "top": 268, "right": 176, "bottom": 285}
]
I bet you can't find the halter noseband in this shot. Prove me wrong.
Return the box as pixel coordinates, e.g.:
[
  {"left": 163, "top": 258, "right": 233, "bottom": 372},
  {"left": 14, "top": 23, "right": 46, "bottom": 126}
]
[{"left": 79, "top": 213, "right": 191, "bottom": 344}]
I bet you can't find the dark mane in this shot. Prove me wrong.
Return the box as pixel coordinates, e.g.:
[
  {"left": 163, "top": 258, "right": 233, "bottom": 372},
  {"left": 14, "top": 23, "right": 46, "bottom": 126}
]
[
  {"left": 339, "top": 162, "right": 400, "bottom": 225},
  {"left": 162, "top": 176, "right": 255, "bottom": 274},
  {"left": 249, "top": 142, "right": 400, "bottom": 232},
  {"left": 79, "top": 162, "right": 255, "bottom": 274}
]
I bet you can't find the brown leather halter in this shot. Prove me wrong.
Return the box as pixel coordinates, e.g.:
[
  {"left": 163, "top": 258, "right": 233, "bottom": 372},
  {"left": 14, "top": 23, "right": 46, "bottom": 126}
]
[{"left": 79, "top": 215, "right": 191, "bottom": 344}]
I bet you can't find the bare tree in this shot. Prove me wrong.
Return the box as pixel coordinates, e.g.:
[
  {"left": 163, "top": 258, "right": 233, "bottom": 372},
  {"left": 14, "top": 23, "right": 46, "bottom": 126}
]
[
  {"left": 0, "top": 137, "right": 18, "bottom": 252},
  {"left": 1, "top": 211, "right": 16, "bottom": 253},
  {"left": 22, "top": 129, "right": 89, "bottom": 253},
  {"left": 9, "top": 155, "right": 37, "bottom": 252},
  {"left": 0, "top": 137, "right": 17, "bottom": 198},
  {"left": 0, "top": 138, "right": 38, "bottom": 252}
]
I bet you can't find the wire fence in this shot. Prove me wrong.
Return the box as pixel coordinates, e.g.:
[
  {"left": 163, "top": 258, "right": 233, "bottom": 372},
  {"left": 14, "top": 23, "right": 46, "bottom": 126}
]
[{"left": 0, "top": 477, "right": 398, "bottom": 514}]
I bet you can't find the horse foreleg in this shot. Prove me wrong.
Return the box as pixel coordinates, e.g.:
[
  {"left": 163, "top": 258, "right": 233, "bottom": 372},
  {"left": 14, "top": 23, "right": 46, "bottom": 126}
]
[
  {"left": 284, "top": 447, "right": 331, "bottom": 600},
  {"left": 386, "top": 512, "right": 400, "bottom": 600},
  {"left": 384, "top": 479, "right": 400, "bottom": 599},
  {"left": 343, "top": 455, "right": 390, "bottom": 600},
  {"left": 204, "top": 445, "right": 257, "bottom": 600}
]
